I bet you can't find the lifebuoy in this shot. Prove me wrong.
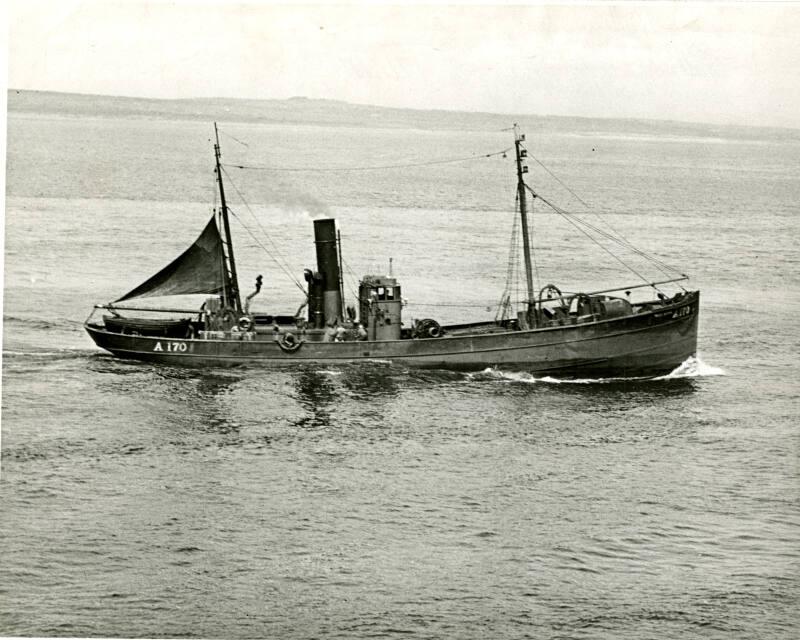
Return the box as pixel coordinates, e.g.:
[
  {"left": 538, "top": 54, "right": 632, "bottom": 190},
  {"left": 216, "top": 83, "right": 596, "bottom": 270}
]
[
  {"left": 278, "top": 332, "right": 302, "bottom": 352},
  {"left": 238, "top": 316, "right": 252, "bottom": 331}
]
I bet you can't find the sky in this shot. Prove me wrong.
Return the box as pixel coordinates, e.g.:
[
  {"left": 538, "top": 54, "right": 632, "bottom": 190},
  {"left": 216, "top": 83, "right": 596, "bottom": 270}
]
[{"left": 6, "top": 0, "right": 800, "bottom": 128}]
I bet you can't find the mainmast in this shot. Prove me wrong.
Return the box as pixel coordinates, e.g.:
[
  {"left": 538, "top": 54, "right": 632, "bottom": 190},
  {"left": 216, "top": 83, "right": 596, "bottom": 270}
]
[
  {"left": 214, "top": 122, "right": 242, "bottom": 313},
  {"left": 514, "top": 124, "right": 536, "bottom": 326}
]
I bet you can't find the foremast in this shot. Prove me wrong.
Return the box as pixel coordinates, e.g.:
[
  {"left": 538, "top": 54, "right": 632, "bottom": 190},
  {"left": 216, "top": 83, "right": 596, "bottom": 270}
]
[
  {"left": 514, "top": 124, "right": 536, "bottom": 327},
  {"left": 214, "top": 122, "right": 242, "bottom": 312}
]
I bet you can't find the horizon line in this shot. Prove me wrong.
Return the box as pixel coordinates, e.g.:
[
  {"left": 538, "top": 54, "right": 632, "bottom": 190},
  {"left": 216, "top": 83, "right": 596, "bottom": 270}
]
[{"left": 7, "top": 87, "right": 800, "bottom": 134}]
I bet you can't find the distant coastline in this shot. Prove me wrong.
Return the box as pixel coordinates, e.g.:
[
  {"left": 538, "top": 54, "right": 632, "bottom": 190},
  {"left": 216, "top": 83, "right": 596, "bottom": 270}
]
[{"left": 8, "top": 88, "right": 800, "bottom": 143}]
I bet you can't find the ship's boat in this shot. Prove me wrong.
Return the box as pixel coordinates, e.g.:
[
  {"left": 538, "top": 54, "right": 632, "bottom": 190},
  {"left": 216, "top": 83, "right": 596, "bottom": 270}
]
[
  {"left": 101, "top": 315, "right": 192, "bottom": 338},
  {"left": 85, "top": 124, "right": 699, "bottom": 375}
]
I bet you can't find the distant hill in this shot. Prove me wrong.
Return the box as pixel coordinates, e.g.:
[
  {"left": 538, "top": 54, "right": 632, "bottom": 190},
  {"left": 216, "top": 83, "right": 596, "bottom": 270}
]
[{"left": 8, "top": 89, "right": 800, "bottom": 143}]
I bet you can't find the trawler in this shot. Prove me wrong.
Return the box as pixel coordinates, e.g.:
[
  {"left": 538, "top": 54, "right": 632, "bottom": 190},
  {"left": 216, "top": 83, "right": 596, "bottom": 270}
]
[{"left": 85, "top": 125, "right": 699, "bottom": 374}]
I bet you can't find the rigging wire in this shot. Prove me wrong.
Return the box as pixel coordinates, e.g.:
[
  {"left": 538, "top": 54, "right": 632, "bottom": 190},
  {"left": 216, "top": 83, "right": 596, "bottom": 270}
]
[
  {"left": 221, "top": 166, "right": 307, "bottom": 292},
  {"left": 497, "top": 191, "right": 520, "bottom": 321},
  {"left": 525, "top": 150, "right": 686, "bottom": 282},
  {"left": 516, "top": 137, "right": 677, "bottom": 297},
  {"left": 530, "top": 196, "right": 542, "bottom": 296},
  {"left": 214, "top": 128, "right": 687, "bottom": 305},
  {"left": 526, "top": 185, "right": 659, "bottom": 291},
  {"left": 563, "top": 204, "right": 684, "bottom": 281},
  {"left": 216, "top": 208, "right": 227, "bottom": 307},
  {"left": 212, "top": 172, "right": 218, "bottom": 210},
  {"left": 514, "top": 214, "right": 522, "bottom": 314},
  {"left": 544, "top": 199, "right": 685, "bottom": 280},
  {"left": 219, "top": 128, "right": 250, "bottom": 148},
  {"left": 222, "top": 148, "right": 513, "bottom": 173},
  {"left": 523, "top": 180, "right": 685, "bottom": 280},
  {"left": 226, "top": 207, "right": 307, "bottom": 294},
  {"left": 217, "top": 129, "right": 309, "bottom": 292},
  {"left": 210, "top": 171, "right": 230, "bottom": 307},
  {"left": 527, "top": 152, "right": 591, "bottom": 209},
  {"left": 340, "top": 255, "right": 362, "bottom": 303},
  {"left": 407, "top": 302, "right": 497, "bottom": 309}
]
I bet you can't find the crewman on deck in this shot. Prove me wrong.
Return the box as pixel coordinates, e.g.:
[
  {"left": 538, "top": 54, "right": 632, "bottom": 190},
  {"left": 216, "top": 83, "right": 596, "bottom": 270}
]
[{"left": 294, "top": 301, "right": 308, "bottom": 330}]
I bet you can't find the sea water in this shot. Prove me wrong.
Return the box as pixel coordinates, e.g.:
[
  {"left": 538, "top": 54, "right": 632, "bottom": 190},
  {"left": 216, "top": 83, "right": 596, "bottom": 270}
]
[{"left": 2, "top": 92, "right": 799, "bottom": 638}]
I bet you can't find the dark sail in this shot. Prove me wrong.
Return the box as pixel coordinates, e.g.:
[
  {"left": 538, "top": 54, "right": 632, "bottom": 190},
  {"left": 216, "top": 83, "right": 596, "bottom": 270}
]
[{"left": 115, "top": 216, "right": 228, "bottom": 302}]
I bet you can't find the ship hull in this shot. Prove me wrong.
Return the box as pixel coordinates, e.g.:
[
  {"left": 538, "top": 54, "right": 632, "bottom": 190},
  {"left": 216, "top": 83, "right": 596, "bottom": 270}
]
[{"left": 85, "top": 293, "right": 699, "bottom": 376}]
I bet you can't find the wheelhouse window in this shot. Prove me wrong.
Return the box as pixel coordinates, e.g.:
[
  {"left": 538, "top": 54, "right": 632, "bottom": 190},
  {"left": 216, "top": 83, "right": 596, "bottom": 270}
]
[{"left": 372, "top": 286, "right": 397, "bottom": 301}]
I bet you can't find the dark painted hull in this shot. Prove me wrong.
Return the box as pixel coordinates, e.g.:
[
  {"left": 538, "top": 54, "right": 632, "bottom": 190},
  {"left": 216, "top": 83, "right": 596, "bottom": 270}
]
[{"left": 85, "top": 292, "right": 699, "bottom": 375}]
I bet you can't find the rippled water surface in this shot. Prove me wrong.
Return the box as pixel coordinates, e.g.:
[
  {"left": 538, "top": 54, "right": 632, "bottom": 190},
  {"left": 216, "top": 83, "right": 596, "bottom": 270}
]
[{"left": 2, "top": 94, "right": 799, "bottom": 638}]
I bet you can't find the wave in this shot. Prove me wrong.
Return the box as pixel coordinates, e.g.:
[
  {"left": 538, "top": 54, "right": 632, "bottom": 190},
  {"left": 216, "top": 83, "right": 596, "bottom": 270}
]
[
  {"left": 653, "top": 356, "right": 726, "bottom": 379},
  {"left": 469, "top": 369, "right": 644, "bottom": 385},
  {"left": 2, "top": 347, "right": 96, "bottom": 361},
  {"left": 469, "top": 356, "right": 724, "bottom": 385},
  {"left": 3, "top": 315, "right": 84, "bottom": 331}
]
